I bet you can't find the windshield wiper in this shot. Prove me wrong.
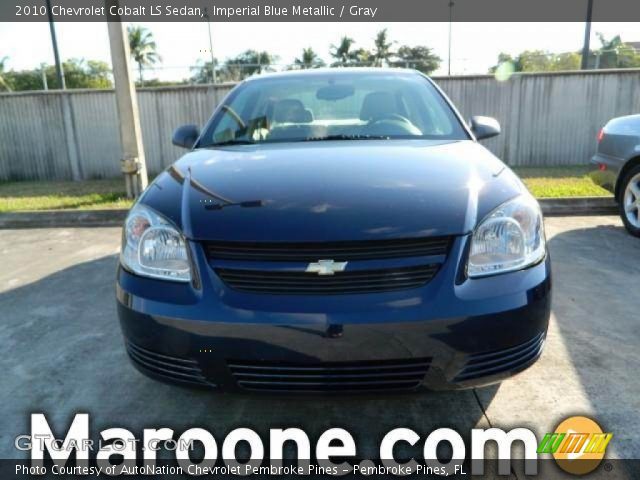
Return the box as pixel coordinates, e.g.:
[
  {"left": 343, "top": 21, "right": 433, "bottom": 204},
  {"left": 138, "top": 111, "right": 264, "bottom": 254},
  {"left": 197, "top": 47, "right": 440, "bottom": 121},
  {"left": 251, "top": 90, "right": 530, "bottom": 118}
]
[
  {"left": 206, "top": 139, "right": 255, "bottom": 147},
  {"left": 301, "top": 134, "right": 391, "bottom": 142},
  {"left": 205, "top": 134, "right": 391, "bottom": 147}
]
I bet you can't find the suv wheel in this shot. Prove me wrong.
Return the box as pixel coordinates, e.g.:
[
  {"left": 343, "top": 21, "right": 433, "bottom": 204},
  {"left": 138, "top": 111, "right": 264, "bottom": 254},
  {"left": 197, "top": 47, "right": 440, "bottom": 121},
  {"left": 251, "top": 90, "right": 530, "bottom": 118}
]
[{"left": 619, "top": 165, "right": 640, "bottom": 237}]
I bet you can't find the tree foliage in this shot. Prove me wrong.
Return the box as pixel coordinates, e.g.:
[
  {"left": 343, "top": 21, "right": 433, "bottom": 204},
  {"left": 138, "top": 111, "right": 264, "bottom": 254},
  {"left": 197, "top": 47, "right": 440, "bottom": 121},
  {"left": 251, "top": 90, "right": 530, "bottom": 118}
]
[
  {"left": 373, "top": 29, "right": 394, "bottom": 66},
  {"left": 328, "top": 31, "right": 440, "bottom": 72},
  {"left": 490, "top": 34, "right": 640, "bottom": 74},
  {"left": 220, "top": 50, "right": 277, "bottom": 81},
  {"left": 489, "top": 50, "right": 581, "bottom": 73},
  {"left": 190, "top": 59, "right": 219, "bottom": 84},
  {"left": 191, "top": 50, "right": 278, "bottom": 83},
  {"left": 3, "top": 58, "right": 112, "bottom": 91},
  {"left": 294, "top": 48, "right": 325, "bottom": 69},
  {"left": 127, "top": 25, "right": 161, "bottom": 85},
  {"left": 591, "top": 34, "right": 640, "bottom": 69},
  {"left": 392, "top": 46, "right": 441, "bottom": 74},
  {"left": 330, "top": 36, "right": 357, "bottom": 66}
]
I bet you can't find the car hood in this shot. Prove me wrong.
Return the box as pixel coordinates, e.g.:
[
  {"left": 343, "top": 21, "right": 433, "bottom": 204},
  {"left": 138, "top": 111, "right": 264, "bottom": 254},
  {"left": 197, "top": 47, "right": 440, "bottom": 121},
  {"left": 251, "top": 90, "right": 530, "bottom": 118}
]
[{"left": 141, "top": 140, "right": 524, "bottom": 242}]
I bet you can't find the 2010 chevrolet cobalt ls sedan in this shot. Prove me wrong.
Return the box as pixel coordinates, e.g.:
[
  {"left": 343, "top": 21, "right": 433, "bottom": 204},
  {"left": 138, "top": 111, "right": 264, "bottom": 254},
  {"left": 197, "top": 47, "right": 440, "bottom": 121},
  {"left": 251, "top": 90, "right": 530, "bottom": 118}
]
[{"left": 117, "top": 68, "right": 551, "bottom": 393}]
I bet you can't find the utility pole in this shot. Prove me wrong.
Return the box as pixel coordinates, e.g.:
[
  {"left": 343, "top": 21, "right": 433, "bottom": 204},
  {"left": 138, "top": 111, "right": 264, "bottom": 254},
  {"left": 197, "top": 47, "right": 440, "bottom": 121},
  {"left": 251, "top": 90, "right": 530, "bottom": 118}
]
[
  {"left": 448, "top": 0, "right": 454, "bottom": 76},
  {"left": 45, "top": 0, "right": 65, "bottom": 89},
  {"left": 107, "top": 10, "right": 148, "bottom": 198},
  {"left": 40, "top": 64, "right": 48, "bottom": 91},
  {"left": 204, "top": 8, "right": 217, "bottom": 84},
  {"left": 581, "top": 0, "right": 594, "bottom": 70}
]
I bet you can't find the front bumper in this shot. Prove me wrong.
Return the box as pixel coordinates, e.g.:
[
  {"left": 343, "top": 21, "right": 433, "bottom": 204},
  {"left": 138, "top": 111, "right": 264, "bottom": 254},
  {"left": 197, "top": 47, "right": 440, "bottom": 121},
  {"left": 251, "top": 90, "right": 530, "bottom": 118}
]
[{"left": 116, "top": 235, "right": 551, "bottom": 393}]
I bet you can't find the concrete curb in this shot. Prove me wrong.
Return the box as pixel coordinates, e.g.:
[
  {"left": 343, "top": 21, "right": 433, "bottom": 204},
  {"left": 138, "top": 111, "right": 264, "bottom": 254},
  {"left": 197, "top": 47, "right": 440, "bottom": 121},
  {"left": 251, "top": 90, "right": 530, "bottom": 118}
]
[
  {"left": 0, "top": 197, "right": 618, "bottom": 229},
  {"left": 538, "top": 196, "right": 617, "bottom": 216},
  {"left": 0, "top": 209, "right": 127, "bottom": 229}
]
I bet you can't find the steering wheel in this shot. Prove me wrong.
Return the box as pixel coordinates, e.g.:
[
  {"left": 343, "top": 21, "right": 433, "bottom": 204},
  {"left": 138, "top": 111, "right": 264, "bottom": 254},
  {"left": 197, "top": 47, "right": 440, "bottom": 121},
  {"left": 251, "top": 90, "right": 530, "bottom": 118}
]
[
  {"left": 366, "top": 114, "right": 422, "bottom": 136},
  {"left": 369, "top": 113, "right": 412, "bottom": 125}
]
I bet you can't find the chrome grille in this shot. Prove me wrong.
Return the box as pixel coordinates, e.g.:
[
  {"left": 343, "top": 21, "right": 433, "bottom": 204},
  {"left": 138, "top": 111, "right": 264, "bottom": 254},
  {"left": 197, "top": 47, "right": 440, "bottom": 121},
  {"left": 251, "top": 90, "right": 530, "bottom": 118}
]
[
  {"left": 228, "top": 358, "right": 432, "bottom": 392},
  {"left": 216, "top": 264, "right": 439, "bottom": 295}
]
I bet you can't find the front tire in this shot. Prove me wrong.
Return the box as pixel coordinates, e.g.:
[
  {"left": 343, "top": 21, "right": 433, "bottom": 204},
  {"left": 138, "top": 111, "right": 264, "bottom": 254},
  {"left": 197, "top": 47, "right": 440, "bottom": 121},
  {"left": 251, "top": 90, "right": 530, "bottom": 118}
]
[{"left": 619, "top": 165, "right": 640, "bottom": 237}]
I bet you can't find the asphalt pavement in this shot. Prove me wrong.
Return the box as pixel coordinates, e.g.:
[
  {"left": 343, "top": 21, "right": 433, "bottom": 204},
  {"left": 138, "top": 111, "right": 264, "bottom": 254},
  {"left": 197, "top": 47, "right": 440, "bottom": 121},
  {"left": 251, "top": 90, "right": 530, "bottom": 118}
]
[{"left": 1, "top": 216, "right": 638, "bottom": 478}]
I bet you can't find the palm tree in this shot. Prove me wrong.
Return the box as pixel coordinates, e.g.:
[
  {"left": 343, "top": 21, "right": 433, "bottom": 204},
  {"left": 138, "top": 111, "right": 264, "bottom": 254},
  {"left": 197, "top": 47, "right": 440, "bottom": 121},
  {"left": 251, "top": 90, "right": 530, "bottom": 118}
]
[
  {"left": 373, "top": 29, "right": 394, "bottom": 67},
  {"left": 127, "top": 26, "right": 161, "bottom": 85},
  {"left": 330, "top": 36, "right": 356, "bottom": 66},
  {"left": 0, "top": 56, "right": 11, "bottom": 92},
  {"left": 294, "top": 48, "right": 325, "bottom": 69}
]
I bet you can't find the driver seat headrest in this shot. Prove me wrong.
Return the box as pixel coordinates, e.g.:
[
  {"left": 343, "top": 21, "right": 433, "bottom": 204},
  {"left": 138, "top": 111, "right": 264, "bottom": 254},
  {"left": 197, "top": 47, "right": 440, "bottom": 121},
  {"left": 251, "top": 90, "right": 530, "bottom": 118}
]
[
  {"left": 359, "top": 91, "right": 398, "bottom": 121},
  {"left": 272, "top": 99, "right": 313, "bottom": 123}
]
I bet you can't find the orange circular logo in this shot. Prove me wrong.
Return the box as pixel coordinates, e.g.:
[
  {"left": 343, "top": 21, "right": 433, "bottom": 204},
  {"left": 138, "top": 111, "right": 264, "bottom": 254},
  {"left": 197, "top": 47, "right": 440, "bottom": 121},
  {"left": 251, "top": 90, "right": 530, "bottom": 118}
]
[{"left": 552, "top": 416, "right": 611, "bottom": 475}]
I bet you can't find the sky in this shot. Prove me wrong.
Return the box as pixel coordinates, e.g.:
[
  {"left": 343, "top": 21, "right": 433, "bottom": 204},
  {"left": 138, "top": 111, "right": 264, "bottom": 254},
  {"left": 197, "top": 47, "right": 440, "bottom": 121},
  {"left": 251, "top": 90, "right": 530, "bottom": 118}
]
[{"left": 0, "top": 22, "right": 638, "bottom": 80}]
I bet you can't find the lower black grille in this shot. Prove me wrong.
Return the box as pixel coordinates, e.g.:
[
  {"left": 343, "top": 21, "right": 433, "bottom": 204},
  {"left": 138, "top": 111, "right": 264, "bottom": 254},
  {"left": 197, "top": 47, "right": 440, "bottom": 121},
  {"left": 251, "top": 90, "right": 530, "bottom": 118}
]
[
  {"left": 454, "top": 333, "right": 545, "bottom": 382},
  {"left": 228, "top": 358, "right": 432, "bottom": 392},
  {"left": 126, "top": 342, "right": 211, "bottom": 387},
  {"left": 216, "top": 264, "right": 439, "bottom": 295}
]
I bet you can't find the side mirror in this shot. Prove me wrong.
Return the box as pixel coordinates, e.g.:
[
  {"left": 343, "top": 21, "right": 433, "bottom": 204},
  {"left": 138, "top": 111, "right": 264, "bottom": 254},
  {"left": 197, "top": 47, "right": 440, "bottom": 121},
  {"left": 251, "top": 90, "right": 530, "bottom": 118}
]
[
  {"left": 172, "top": 124, "right": 200, "bottom": 149},
  {"left": 470, "top": 116, "right": 500, "bottom": 141}
]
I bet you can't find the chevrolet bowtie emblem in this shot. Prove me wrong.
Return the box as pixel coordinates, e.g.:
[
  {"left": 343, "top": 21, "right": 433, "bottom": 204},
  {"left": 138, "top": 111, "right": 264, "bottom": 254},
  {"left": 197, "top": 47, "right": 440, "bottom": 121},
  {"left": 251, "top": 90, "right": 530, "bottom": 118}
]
[{"left": 305, "top": 259, "right": 348, "bottom": 276}]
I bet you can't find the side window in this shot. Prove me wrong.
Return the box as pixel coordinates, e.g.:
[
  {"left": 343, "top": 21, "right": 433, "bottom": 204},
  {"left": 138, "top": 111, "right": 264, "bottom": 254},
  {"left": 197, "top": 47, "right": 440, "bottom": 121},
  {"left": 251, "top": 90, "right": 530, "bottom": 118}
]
[
  {"left": 212, "top": 112, "right": 239, "bottom": 143},
  {"left": 210, "top": 90, "right": 257, "bottom": 143}
]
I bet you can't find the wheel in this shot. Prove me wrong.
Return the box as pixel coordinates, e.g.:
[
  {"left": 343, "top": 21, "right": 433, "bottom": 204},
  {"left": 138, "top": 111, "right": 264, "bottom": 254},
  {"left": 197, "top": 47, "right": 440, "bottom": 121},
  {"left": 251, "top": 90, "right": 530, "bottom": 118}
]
[{"left": 619, "top": 164, "right": 640, "bottom": 237}]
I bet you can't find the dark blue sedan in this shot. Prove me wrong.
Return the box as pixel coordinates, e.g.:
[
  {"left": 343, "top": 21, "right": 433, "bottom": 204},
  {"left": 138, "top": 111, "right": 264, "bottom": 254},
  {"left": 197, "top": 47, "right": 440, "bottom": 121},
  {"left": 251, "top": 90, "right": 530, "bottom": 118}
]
[{"left": 116, "top": 69, "right": 551, "bottom": 393}]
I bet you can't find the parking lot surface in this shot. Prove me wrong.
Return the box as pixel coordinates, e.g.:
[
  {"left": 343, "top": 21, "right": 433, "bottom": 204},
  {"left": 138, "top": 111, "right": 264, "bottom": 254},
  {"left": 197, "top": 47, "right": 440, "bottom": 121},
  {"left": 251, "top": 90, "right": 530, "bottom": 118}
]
[{"left": 1, "top": 216, "right": 639, "bottom": 474}]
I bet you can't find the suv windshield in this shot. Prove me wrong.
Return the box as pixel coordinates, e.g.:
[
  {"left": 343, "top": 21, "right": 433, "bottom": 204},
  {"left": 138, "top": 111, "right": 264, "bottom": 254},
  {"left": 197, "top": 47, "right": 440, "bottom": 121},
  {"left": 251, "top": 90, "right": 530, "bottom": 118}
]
[{"left": 198, "top": 71, "right": 469, "bottom": 147}]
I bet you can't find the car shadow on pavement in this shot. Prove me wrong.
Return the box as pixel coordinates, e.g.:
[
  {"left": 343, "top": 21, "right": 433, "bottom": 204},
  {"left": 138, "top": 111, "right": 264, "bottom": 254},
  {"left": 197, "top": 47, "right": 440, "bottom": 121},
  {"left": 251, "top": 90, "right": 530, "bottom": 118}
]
[
  {"left": 544, "top": 222, "right": 640, "bottom": 466},
  {"left": 0, "top": 253, "right": 502, "bottom": 467}
]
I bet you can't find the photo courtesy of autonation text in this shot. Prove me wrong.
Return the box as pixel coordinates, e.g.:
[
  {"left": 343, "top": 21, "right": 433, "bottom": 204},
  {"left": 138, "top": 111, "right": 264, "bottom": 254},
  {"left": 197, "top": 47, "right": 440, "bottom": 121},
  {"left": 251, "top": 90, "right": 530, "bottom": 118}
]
[{"left": 1, "top": 0, "right": 640, "bottom": 478}]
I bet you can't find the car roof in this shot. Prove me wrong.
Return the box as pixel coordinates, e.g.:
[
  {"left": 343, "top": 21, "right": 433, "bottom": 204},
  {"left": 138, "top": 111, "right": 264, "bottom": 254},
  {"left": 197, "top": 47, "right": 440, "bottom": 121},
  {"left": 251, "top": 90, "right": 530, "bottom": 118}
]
[{"left": 242, "top": 67, "right": 424, "bottom": 83}]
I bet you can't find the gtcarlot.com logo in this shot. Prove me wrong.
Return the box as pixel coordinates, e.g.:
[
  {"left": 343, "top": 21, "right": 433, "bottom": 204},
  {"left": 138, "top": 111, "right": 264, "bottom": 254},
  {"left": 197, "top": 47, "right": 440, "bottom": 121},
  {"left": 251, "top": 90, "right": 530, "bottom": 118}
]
[{"left": 16, "top": 414, "right": 612, "bottom": 476}]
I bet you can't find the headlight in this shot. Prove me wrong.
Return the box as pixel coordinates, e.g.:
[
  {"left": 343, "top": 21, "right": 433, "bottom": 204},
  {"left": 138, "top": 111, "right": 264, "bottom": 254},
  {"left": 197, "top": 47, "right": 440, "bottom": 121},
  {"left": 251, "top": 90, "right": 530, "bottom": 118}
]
[
  {"left": 468, "top": 194, "right": 545, "bottom": 278},
  {"left": 120, "top": 204, "right": 191, "bottom": 282}
]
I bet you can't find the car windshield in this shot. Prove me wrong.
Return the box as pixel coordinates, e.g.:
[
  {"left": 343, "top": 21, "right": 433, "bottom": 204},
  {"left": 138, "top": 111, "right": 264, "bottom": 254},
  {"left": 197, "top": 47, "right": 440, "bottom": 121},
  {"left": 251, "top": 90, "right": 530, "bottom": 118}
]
[{"left": 198, "top": 71, "right": 469, "bottom": 147}]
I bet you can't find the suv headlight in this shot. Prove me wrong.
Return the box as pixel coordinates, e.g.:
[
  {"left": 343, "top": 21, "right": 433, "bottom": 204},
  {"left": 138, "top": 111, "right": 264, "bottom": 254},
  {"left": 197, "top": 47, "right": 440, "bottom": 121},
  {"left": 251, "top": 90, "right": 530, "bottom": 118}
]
[
  {"left": 120, "top": 204, "right": 191, "bottom": 282},
  {"left": 468, "top": 195, "right": 545, "bottom": 278}
]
